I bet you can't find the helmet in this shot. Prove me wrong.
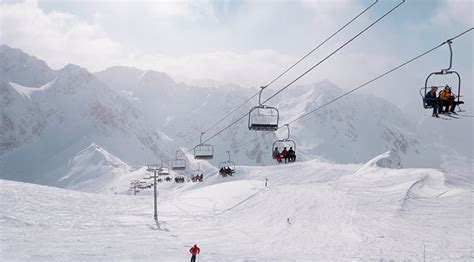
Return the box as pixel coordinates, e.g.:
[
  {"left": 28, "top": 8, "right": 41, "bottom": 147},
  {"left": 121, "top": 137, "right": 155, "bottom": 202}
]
[{"left": 445, "top": 85, "right": 451, "bottom": 91}]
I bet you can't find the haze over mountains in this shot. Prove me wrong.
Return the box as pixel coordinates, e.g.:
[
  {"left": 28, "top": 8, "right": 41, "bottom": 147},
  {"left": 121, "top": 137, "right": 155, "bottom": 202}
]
[{"left": 0, "top": 44, "right": 472, "bottom": 191}]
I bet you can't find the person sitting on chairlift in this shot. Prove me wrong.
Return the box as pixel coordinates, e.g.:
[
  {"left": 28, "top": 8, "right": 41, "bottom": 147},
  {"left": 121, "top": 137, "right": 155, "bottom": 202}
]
[
  {"left": 425, "top": 86, "right": 440, "bottom": 117},
  {"left": 439, "top": 85, "right": 456, "bottom": 114},
  {"left": 273, "top": 147, "right": 282, "bottom": 163},
  {"left": 288, "top": 147, "right": 296, "bottom": 162},
  {"left": 281, "top": 147, "right": 289, "bottom": 164}
]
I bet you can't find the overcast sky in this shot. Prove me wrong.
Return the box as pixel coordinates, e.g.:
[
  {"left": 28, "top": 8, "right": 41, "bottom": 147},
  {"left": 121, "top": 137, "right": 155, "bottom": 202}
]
[{"left": 1, "top": 0, "right": 472, "bottom": 106}]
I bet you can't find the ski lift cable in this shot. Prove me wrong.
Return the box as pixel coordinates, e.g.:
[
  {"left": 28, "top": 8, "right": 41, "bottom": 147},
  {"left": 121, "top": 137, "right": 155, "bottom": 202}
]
[
  {"left": 261, "top": 0, "right": 406, "bottom": 105},
  {"left": 212, "top": 134, "right": 268, "bottom": 158},
  {"left": 262, "top": 0, "right": 379, "bottom": 89},
  {"left": 200, "top": 0, "right": 379, "bottom": 136},
  {"left": 284, "top": 27, "right": 473, "bottom": 126},
  {"left": 203, "top": 92, "right": 259, "bottom": 134},
  {"left": 210, "top": 28, "right": 473, "bottom": 156},
  {"left": 200, "top": 0, "right": 405, "bottom": 145}
]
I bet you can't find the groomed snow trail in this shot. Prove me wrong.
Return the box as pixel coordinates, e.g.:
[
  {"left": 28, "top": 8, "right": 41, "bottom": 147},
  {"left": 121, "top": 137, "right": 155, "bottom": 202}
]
[{"left": 1, "top": 159, "right": 472, "bottom": 261}]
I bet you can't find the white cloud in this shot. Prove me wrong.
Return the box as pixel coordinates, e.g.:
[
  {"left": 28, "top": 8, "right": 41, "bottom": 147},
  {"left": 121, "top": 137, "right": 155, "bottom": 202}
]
[
  {"left": 0, "top": 0, "right": 470, "bottom": 104},
  {"left": 432, "top": 0, "right": 473, "bottom": 27},
  {"left": 0, "top": 0, "right": 122, "bottom": 70},
  {"left": 128, "top": 50, "right": 295, "bottom": 87}
]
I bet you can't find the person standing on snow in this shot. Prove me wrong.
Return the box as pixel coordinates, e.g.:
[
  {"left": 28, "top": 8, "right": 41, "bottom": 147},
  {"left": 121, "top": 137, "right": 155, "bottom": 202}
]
[{"left": 189, "top": 244, "right": 201, "bottom": 262}]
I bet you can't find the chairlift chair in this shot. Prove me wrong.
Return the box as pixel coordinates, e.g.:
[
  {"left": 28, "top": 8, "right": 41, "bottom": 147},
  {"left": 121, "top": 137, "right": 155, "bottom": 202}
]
[
  {"left": 272, "top": 124, "right": 297, "bottom": 162},
  {"left": 146, "top": 164, "right": 159, "bottom": 173},
  {"left": 171, "top": 150, "right": 187, "bottom": 170},
  {"left": 194, "top": 132, "right": 214, "bottom": 159},
  {"left": 421, "top": 40, "right": 464, "bottom": 111},
  {"left": 218, "top": 151, "right": 236, "bottom": 175},
  {"left": 158, "top": 166, "right": 170, "bottom": 176},
  {"left": 191, "top": 162, "right": 204, "bottom": 182},
  {"left": 248, "top": 86, "right": 279, "bottom": 131}
]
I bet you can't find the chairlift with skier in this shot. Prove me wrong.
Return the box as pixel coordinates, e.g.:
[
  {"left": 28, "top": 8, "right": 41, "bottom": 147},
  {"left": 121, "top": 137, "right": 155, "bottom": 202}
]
[
  {"left": 218, "top": 151, "right": 236, "bottom": 177},
  {"left": 272, "top": 124, "right": 296, "bottom": 163},
  {"left": 421, "top": 39, "right": 464, "bottom": 113}
]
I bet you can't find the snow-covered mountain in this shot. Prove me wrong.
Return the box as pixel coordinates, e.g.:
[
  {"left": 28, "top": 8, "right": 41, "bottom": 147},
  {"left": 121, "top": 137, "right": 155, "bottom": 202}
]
[
  {"left": 1, "top": 46, "right": 471, "bottom": 261},
  {"left": 0, "top": 47, "right": 181, "bottom": 190},
  {"left": 1, "top": 46, "right": 471, "bottom": 193}
]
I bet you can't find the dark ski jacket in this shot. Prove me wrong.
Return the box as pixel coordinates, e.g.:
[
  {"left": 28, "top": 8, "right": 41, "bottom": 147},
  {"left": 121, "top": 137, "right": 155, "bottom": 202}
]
[{"left": 425, "top": 91, "right": 437, "bottom": 101}]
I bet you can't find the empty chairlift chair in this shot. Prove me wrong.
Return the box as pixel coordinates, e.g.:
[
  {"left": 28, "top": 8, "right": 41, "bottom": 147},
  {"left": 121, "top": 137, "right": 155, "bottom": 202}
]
[
  {"left": 420, "top": 40, "right": 464, "bottom": 112},
  {"left": 194, "top": 132, "right": 214, "bottom": 160},
  {"left": 272, "top": 124, "right": 296, "bottom": 163},
  {"left": 218, "top": 151, "right": 236, "bottom": 177},
  {"left": 248, "top": 86, "right": 279, "bottom": 131},
  {"left": 171, "top": 150, "right": 187, "bottom": 170},
  {"left": 158, "top": 166, "right": 170, "bottom": 176}
]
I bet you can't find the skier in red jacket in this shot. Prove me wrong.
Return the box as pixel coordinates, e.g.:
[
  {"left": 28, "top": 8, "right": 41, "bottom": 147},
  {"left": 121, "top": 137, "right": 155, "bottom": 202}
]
[{"left": 189, "top": 244, "right": 200, "bottom": 262}]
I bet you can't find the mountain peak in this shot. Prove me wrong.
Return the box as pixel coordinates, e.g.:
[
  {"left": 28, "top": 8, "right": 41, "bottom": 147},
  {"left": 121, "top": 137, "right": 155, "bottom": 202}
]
[
  {"left": 139, "top": 70, "right": 176, "bottom": 87},
  {"left": 50, "top": 64, "right": 97, "bottom": 94},
  {"left": 0, "top": 44, "right": 56, "bottom": 87},
  {"left": 60, "top": 63, "right": 84, "bottom": 73}
]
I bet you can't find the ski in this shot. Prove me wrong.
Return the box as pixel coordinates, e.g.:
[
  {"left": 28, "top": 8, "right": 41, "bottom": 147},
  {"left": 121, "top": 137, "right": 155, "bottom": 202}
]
[
  {"left": 425, "top": 115, "right": 451, "bottom": 120},
  {"left": 442, "top": 113, "right": 460, "bottom": 119},
  {"left": 437, "top": 116, "right": 451, "bottom": 120},
  {"left": 455, "top": 114, "right": 474, "bottom": 118}
]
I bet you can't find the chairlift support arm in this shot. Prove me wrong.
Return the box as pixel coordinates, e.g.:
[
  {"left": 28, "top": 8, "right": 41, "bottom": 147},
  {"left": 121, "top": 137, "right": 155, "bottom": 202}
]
[
  {"left": 199, "top": 132, "right": 204, "bottom": 144},
  {"left": 284, "top": 124, "right": 290, "bottom": 140},
  {"left": 441, "top": 40, "right": 453, "bottom": 73},
  {"left": 258, "top": 86, "right": 266, "bottom": 106}
]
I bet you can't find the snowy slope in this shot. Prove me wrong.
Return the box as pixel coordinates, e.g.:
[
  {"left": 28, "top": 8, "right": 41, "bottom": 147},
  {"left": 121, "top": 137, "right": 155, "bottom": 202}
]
[
  {"left": 56, "top": 143, "right": 132, "bottom": 193},
  {"left": 1, "top": 154, "right": 471, "bottom": 261}
]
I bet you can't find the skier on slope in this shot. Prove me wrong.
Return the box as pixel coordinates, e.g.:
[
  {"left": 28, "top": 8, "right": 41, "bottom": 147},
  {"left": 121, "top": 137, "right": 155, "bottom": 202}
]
[{"left": 189, "top": 244, "right": 201, "bottom": 262}]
